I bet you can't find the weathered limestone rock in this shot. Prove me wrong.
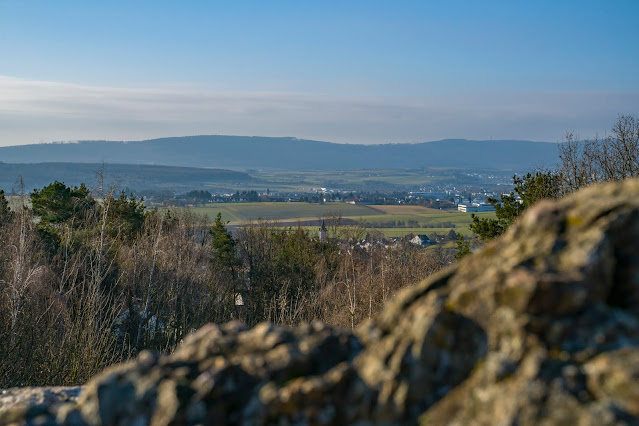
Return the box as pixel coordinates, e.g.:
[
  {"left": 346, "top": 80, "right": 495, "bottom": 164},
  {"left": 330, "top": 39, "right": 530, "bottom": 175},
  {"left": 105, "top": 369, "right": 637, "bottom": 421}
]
[
  {"left": 3, "top": 179, "right": 639, "bottom": 425},
  {"left": 0, "top": 387, "right": 81, "bottom": 424}
]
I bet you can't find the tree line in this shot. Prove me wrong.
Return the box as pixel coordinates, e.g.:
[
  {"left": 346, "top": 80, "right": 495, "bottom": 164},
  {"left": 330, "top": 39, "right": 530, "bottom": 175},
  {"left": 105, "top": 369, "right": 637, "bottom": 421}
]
[
  {"left": 463, "top": 114, "right": 639, "bottom": 248},
  {"left": 0, "top": 183, "right": 451, "bottom": 387}
]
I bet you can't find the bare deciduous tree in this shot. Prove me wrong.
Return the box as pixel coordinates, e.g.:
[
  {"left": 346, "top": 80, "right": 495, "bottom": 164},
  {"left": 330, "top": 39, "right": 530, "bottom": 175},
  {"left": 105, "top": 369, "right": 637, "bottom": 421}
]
[
  {"left": 1, "top": 178, "right": 45, "bottom": 347},
  {"left": 559, "top": 114, "right": 639, "bottom": 192}
]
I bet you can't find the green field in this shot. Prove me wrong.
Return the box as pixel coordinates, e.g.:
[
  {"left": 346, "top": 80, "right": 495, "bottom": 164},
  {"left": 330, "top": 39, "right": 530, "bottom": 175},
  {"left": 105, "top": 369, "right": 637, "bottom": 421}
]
[
  {"left": 349, "top": 212, "right": 483, "bottom": 228},
  {"left": 187, "top": 202, "right": 494, "bottom": 237},
  {"left": 252, "top": 169, "right": 450, "bottom": 191},
  {"left": 190, "top": 202, "right": 379, "bottom": 223}
]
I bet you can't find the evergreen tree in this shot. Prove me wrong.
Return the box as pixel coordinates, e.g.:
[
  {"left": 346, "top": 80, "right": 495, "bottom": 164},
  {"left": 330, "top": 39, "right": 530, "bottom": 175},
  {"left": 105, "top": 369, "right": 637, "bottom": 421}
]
[
  {"left": 210, "top": 212, "right": 237, "bottom": 268},
  {"left": 454, "top": 234, "right": 471, "bottom": 260},
  {"left": 108, "top": 191, "right": 146, "bottom": 240},
  {"left": 469, "top": 171, "right": 561, "bottom": 242},
  {"left": 30, "top": 181, "right": 96, "bottom": 249},
  {"left": 210, "top": 212, "right": 240, "bottom": 318},
  {"left": 0, "top": 189, "right": 13, "bottom": 225}
]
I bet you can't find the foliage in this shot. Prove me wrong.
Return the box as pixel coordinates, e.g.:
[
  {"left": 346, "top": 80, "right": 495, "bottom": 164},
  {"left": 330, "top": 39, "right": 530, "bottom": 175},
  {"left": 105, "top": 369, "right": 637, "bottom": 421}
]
[
  {"left": 108, "top": 191, "right": 146, "bottom": 240},
  {"left": 30, "top": 181, "right": 96, "bottom": 249},
  {"left": 31, "top": 181, "right": 94, "bottom": 225},
  {"left": 470, "top": 171, "right": 561, "bottom": 242},
  {"left": 469, "top": 216, "right": 505, "bottom": 243},
  {"left": 210, "top": 212, "right": 237, "bottom": 269},
  {"left": 454, "top": 233, "right": 471, "bottom": 260},
  {"left": 184, "top": 190, "right": 212, "bottom": 204},
  {"left": 0, "top": 189, "right": 12, "bottom": 225}
]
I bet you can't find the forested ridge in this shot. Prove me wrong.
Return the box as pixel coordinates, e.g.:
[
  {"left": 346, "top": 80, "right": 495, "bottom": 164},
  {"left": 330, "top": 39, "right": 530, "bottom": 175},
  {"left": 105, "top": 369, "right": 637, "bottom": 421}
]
[
  {"left": 0, "top": 163, "right": 254, "bottom": 193},
  {"left": 0, "top": 136, "right": 558, "bottom": 170}
]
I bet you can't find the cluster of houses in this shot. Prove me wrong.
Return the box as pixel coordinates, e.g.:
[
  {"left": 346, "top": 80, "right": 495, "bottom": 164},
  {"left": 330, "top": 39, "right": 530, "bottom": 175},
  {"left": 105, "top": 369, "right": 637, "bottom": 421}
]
[
  {"left": 348, "top": 234, "right": 434, "bottom": 252},
  {"left": 319, "top": 221, "right": 435, "bottom": 249}
]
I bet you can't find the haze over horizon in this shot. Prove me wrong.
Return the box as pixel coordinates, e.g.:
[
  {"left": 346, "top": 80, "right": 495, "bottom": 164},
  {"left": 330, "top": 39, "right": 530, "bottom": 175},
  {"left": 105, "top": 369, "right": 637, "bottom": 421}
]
[{"left": 1, "top": 0, "right": 637, "bottom": 147}]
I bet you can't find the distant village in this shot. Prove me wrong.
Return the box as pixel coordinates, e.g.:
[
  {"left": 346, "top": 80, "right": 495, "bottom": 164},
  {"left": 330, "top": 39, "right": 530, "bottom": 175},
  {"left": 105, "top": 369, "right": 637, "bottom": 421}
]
[
  {"left": 139, "top": 185, "right": 510, "bottom": 251},
  {"left": 149, "top": 186, "right": 507, "bottom": 212}
]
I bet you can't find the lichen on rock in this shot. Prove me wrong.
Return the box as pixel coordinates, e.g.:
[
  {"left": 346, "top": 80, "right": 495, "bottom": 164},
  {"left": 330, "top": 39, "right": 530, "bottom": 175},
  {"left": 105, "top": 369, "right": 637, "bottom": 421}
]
[{"left": 3, "top": 179, "right": 639, "bottom": 425}]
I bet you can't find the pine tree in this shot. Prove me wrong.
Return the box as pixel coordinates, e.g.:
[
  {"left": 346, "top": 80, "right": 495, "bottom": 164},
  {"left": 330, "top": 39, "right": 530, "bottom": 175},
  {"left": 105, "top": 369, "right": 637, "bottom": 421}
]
[
  {"left": 210, "top": 212, "right": 236, "bottom": 268},
  {"left": 469, "top": 171, "right": 561, "bottom": 242},
  {"left": 0, "top": 189, "right": 13, "bottom": 225}
]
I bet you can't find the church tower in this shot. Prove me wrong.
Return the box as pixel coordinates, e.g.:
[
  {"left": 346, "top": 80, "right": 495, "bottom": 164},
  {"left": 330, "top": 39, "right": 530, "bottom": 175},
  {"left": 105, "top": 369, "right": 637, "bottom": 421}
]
[{"left": 319, "top": 219, "right": 327, "bottom": 242}]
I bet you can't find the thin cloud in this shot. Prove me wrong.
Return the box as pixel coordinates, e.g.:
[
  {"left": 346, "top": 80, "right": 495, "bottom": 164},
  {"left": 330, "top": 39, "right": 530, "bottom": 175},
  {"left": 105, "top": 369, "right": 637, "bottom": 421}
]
[{"left": 0, "top": 75, "right": 636, "bottom": 146}]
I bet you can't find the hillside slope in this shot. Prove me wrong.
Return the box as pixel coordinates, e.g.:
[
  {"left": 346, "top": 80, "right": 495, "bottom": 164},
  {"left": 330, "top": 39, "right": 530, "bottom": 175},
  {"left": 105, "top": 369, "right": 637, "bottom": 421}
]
[
  {"left": 0, "top": 162, "right": 254, "bottom": 192},
  {"left": 0, "top": 136, "right": 559, "bottom": 171}
]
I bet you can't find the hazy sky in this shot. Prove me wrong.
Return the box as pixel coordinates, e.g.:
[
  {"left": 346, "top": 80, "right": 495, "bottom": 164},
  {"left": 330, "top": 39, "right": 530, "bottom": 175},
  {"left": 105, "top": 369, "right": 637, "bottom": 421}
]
[{"left": 1, "top": 0, "right": 637, "bottom": 146}]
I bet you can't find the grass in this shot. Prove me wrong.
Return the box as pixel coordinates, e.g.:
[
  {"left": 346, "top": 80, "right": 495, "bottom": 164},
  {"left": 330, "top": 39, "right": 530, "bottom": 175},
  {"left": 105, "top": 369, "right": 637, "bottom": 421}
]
[
  {"left": 350, "top": 211, "right": 494, "bottom": 229},
  {"left": 253, "top": 169, "right": 449, "bottom": 191},
  {"left": 368, "top": 205, "right": 445, "bottom": 215},
  {"left": 190, "top": 202, "right": 380, "bottom": 224},
  {"left": 184, "top": 201, "right": 494, "bottom": 238}
]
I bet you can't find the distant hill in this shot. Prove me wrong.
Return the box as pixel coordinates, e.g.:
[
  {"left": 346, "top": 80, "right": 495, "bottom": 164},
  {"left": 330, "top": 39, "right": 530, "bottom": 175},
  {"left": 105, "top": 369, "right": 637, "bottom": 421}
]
[
  {"left": 0, "top": 162, "right": 254, "bottom": 193},
  {"left": 0, "top": 136, "right": 560, "bottom": 171}
]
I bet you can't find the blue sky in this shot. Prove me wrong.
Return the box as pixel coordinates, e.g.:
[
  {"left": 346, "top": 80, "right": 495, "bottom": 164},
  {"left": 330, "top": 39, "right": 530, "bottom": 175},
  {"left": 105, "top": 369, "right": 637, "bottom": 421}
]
[{"left": 0, "top": 0, "right": 637, "bottom": 145}]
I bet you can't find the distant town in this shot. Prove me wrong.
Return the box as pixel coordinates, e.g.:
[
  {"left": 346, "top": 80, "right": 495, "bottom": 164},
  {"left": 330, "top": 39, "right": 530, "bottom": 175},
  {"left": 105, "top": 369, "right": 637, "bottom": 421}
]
[{"left": 148, "top": 186, "right": 504, "bottom": 212}]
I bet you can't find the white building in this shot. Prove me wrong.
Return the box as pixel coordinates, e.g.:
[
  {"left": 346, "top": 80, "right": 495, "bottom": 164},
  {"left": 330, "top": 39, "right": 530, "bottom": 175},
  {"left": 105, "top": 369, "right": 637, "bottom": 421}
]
[
  {"left": 457, "top": 204, "right": 478, "bottom": 213},
  {"left": 475, "top": 203, "right": 495, "bottom": 212},
  {"left": 458, "top": 203, "right": 495, "bottom": 212}
]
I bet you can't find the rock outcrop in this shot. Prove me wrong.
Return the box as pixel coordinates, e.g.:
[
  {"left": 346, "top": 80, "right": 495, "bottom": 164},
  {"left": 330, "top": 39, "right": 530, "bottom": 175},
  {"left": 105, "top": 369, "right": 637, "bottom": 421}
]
[
  {"left": 0, "top": 388, "right": 81, "bottom": 423},
  {"left": 3, "top": 179, "right": 639, "bottom": 425}
]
